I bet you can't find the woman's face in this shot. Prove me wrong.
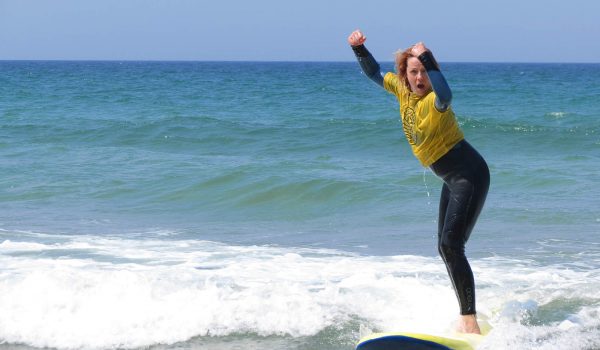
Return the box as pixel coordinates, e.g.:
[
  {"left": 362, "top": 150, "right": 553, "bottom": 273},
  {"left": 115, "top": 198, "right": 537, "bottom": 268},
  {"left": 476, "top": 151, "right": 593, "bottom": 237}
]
[{"left": 406, "top": 57, "right": 431, "bottom": 97}]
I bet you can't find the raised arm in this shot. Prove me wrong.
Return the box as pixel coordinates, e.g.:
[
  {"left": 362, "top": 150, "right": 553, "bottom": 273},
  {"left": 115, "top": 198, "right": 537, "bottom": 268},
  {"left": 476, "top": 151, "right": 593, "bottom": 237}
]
[
  {"left": 347, "top": 30, "right": 384, "bottom": 87},
  {"left": 411, "top": 42, "right": 452, "bottom": 112}
]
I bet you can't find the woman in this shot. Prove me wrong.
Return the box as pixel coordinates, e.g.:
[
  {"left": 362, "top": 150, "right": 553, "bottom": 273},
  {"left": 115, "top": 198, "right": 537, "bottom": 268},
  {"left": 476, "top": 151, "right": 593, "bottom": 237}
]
[{"left": 347, "top": 29, "right": 490, "bottom": 334}]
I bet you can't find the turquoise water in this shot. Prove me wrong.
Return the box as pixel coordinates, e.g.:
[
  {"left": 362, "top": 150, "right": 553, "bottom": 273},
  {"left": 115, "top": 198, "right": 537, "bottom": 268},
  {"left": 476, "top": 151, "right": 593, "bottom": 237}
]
[{"left": 1, "top": 61, "right": 599, "bottom": 349}]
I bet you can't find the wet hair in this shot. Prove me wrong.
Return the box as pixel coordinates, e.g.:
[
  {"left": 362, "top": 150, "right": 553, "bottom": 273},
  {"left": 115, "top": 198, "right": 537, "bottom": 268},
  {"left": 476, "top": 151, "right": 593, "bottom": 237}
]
[{"left": 395, "top": 47, "right": 415, "bottom": 89}]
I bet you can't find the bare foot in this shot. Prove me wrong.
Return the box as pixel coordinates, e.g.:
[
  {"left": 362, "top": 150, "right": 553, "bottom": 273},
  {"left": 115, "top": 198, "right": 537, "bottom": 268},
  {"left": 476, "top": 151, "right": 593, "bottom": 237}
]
[{"left": 457, "top": 314, "right": 481, "bottom": 334}]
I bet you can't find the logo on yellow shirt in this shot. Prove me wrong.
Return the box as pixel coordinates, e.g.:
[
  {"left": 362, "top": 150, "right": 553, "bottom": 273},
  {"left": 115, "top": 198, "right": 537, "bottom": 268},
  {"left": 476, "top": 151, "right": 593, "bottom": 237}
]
[{"left": 402, "top": 106, "right": 418, "bottom": 146}]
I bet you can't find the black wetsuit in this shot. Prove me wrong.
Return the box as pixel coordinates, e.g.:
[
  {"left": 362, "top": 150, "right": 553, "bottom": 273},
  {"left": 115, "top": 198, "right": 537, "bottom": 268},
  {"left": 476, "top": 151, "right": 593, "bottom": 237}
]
[
  {"left": 431, "top": 140, "right": 489, "bottom": 314},
  {"left": 352, "top": 44, "right": 490, "bottom": 315}
]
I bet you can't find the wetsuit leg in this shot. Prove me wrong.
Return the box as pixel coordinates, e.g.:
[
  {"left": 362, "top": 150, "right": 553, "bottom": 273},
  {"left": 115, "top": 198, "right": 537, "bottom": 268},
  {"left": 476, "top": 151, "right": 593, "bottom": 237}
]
[
  {"left": 438, "top": 183, "right": 450, "bottom": 236},
  {"left": 431, "top": 140, "right": 490, "bottom": 315}
]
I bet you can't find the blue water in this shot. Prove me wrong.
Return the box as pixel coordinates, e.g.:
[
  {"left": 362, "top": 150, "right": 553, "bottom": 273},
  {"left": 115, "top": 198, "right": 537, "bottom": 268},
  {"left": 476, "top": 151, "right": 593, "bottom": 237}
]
[{"left": 1, "top": 61, "right": 599, "bottom": 350}]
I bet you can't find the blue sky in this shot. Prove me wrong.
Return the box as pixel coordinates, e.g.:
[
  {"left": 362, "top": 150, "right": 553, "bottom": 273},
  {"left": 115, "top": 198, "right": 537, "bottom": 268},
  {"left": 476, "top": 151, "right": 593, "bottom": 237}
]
[{"left": 1, "top": 0, "right": 599, "bottom": 62}]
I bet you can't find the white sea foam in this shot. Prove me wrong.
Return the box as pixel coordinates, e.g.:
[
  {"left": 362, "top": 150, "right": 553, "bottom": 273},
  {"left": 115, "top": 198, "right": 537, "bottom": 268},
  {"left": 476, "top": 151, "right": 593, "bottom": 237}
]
[
  {"left": 548, "top": 111, "right": 567, "bottom": 118},
  {"left": 0, "top": 235, "right": 599, "bottom": 350}
]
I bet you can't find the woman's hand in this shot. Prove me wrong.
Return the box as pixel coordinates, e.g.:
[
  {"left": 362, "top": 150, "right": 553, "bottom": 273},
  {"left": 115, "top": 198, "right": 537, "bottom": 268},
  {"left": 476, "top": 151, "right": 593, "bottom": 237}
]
[
  {"left": 410, "top": 42, "right": 429, "bottom": 57},
  {"left": 348, "top": 29, "right": 367, "bottom": 46}
]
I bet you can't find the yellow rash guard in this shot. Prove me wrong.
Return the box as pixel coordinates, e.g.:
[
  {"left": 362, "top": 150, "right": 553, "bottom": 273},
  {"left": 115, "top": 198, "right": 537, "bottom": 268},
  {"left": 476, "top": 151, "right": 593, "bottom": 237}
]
[{"left": 384, "top": 72, "right": 464, "bottom": 167}]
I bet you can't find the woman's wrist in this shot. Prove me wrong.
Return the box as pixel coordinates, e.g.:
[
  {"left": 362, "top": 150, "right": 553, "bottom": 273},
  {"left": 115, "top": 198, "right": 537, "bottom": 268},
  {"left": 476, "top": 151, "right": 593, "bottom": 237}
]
[
  {"left": 351, "top": 44, "right": 370, "bottom": 58},
  {"left": 417, "top": 51, "right": 440, "bottom": 71}
]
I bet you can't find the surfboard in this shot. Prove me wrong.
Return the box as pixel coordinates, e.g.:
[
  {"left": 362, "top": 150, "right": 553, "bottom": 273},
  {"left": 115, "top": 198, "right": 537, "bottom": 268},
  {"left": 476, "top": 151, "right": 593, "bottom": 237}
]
[{"left": 356, "top": 331, "right": 484, "bottom": 350}]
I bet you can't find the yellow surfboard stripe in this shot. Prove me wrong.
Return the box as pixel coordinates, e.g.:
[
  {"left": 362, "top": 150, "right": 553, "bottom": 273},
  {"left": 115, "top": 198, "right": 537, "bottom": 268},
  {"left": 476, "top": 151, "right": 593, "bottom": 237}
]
[{"left": 357, "top": 331, "right": 484, "bottom": 350}]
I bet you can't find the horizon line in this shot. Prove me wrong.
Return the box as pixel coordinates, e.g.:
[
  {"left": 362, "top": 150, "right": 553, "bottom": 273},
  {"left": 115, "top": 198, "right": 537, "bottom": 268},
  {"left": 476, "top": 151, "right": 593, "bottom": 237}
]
[{"left": 1, "top": 59, "right": 600, "bottom": 65}]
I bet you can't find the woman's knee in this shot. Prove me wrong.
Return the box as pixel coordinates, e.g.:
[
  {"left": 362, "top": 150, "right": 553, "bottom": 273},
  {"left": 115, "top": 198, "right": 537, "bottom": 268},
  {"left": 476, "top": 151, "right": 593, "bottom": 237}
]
[{"left": 438, "top": 238, "right": 465, "bottom": 262}]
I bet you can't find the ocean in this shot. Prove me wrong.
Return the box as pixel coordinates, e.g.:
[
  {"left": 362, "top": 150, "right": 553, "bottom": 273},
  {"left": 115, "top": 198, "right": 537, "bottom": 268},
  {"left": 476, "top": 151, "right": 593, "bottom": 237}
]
[{"left": 0, "top": 60, "right": 599, "bottom": 350}]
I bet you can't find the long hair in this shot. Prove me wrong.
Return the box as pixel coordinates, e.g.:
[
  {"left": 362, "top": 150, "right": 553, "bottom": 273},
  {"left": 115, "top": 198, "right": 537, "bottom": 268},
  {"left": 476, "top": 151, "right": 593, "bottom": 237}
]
[{"left": 395, "top": 47, "right": 414, "bottom": 89}]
